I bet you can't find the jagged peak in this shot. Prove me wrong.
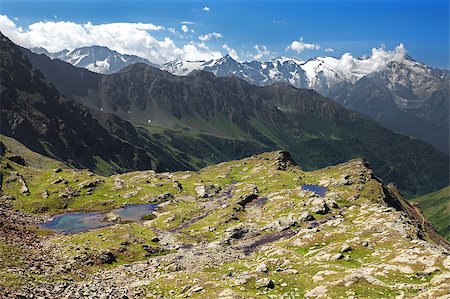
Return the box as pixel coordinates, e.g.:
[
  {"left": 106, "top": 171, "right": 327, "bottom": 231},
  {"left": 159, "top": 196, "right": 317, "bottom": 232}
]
[{"left": 217, "top": 54, "right": 238, "bottom": 64}]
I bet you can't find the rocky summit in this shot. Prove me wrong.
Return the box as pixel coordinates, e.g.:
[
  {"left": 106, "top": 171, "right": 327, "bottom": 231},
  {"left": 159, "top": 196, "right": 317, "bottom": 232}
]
[{"left": 0, "top": 138, "right": 449, "bottom": 299}]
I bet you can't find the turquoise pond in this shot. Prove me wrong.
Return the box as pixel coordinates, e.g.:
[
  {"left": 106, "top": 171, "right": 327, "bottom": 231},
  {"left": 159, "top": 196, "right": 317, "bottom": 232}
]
[
  {"left": 301, "top": 184, "right": 327, "bottom": 197},
  {"left": 40, "top": 204, "right": 157, "bottom": 234}
]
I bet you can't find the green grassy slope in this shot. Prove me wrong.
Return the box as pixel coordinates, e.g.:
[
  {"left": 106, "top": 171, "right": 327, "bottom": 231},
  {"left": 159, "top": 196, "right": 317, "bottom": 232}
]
[
  {"left": 1, "top": 141, "right": 449, "bottom": 297},
  {"left": 412, "top": 186, "right": 450, "bottom": 240}
]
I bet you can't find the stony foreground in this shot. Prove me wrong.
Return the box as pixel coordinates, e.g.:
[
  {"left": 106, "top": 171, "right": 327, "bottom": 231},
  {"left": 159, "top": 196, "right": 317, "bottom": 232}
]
[{"left": 0, "top": 143, "right": 449, "bottom": 298}]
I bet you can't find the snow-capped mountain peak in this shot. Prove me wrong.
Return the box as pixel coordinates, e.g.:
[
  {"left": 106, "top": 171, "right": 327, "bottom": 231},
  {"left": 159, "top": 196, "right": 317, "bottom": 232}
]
[
  {"left": 31, "top": 45, "right": 158, "bottom": 74},
  {"left": 162, "top": 59, "right": 216, "bottom": 76}
]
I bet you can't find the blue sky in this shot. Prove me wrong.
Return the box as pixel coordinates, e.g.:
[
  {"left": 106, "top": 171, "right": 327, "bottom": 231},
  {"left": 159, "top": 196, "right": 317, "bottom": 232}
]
[{"left": 1, "top": 0, "right": 448, "bottom": 68}]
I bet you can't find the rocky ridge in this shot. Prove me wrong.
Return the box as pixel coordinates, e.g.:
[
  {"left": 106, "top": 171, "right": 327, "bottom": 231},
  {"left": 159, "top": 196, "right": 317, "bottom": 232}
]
[{"left": 0, "top": 141, "right": 449, "bottom": 298}]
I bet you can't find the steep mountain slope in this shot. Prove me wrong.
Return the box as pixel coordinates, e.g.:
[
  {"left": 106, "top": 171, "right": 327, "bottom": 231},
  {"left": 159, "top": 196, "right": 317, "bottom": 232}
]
[
  {"left": 412, "top": 186, "right": 450, "bottom": 240},
  {"left": 32, "top": 45, "right": 158, "bottom": 74},
  {"left": 3, "top": 34, "right": 271, "bottom": 175},
  {"left": 162, "top": 54, "right": 450, "bottom": 152},
  {"left": 0, "top": 33, "right": 164, "bottom": 174},
  {"left": 20, "top": 47, "right": 450, "bottom": 196},
  {"left": 1, "top": 146, "right": 449, "bottom": 298},
  {"left": 334, "top": 61, "right": 449, "bottom": 152},
  {"left": 35, "top": 44, "right": 448, "bottom": 151}
]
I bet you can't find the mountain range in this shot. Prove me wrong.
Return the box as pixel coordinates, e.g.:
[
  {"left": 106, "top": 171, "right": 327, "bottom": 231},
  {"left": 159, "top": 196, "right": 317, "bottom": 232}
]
[
  {"left": 0, "top": 32, "right": 443, "bottom": 197},
  {"left": 162, "top": 54, "right": 450, "bottom": 153},
  {"left": 34, "top": 45, "right": 448, "bottom": 152},
  {"left": 32, "top": 46, "right": 158, "bottom": 74}
]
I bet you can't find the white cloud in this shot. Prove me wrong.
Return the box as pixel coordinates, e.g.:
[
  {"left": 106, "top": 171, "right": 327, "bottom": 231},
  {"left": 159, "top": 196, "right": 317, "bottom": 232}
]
[
  {"left": 0, "top": 15, "right": 222, "bottom": 64},
  {"left": 286, "top": 37, "right": 320, "bottom": 53},
  {"left": 202, "top": 6, "right": 210, "bottom": 11},
  {"left": 197, "top": 42, "right": 208, "bottom": 49},
  {"left": 325, "top": 48, "right": 334, "bottom": 52},
  {"left": 222, "top": 43, "right": 239, "bottom": 60},
  {"left": 183, "top": 41, "right": 222, "bottom": 61},
  {"left": 179, "top": 21, "right": 195, "bottom": 25},
  {"left": 334, "top": 43, "right": 407, "bottom": 74},
  {"left": 253, "top": 44, "right": 271, "bottom": 60},
  {"left": 181, "top": 24, "right": 189, "bottom": 33},
  {"left": 168, "top": 27, "right": 185, "bottom": 39},
  {"left": 198, "top": 32, "right": 222, "bottom": 42}
]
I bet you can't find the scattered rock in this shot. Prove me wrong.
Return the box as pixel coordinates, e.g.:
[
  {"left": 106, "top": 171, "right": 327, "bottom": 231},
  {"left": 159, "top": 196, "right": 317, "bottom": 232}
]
[
  {"left": 189, "top": 285, "right": 204, "bottom": 293},
  {"left": 96, "top": 251, "right": 116, "bottom": 264},
  {"left": 54, "top": 168, "right": 63, "bottom": 173},
  {"left": 306, "top": 221, "right": 320, "bottom": 229},
  {"left": 333, "top": 253, "right": 344, "bottom": 260},
  {"left": 299, "top": 211, "right": 314, "bottom": 221},
  {"left": 233, "top": 271, "right": 253, "bottom": 286},
  {"left": 14, "top": 175, "right": 31, "bottom": 194},
  {"left": 255, "top": 277, "right": 274, "bottom": 289},
  {"left": 104, "top": 212, "right": 121, "bottom": 223},
  {"left": 443, "top": 256, "right": 450, "bottom": 270},
  {"left": 282, "top": 268, "right": 298, "bottom": 275},
  {"left": 152, "top": 192, "right": 174, "bottom": 203},
  {"left": 59, "top": 188, "right": 79, "bottom": 198},
  {"left": 0, "top": 194, "right": 15, "bottom": 200},
  {"left": 122, "top": 191, "right": 139, "bottom": 199},
  {"left": 348, "top": 194, "right": 360, "bottom": 201},
  {"left": 312, "top": 270, "right": 338, "bottom": 282},
  {"left": 180, "top": 285, "right": 191, "bottom": 294},
  {"left": 41, "top": 190, "right": 49, "bottom": 199},
  {"left": 51, "top": 177, "right": 68, "bottom": 185},
  {"left": 338, "top": 175, "right": 352, "bottom": 186},
  {"left": 255, "top": 263, "right": 268, "bottom": 273},
  {"left": 339, "top": 270, "right": 386, "bottom": 287},
  {"left": 195, "top": 184, "right": 221, "bottom": 198},
  {"left": 8, "top": 155, "right": 26, "bottom": 166},
  {"left": 310, "top": 198, "right": 330, "bottom": 215},
  {"left": 221, "top": 223, "right": 258, "bottom": 244},
  {"left": 142, "top": 245, "right": 165, "bottom": 256},
  {"left": 78, "top": 179, "right": 104, "bottom": 189},
  {"left": 173, "top": 181, "right": 183, "bottom": 190},
  {"left": 341, "top": 244, "right": 353, "bottom": 253},
  {"left": 273, "top": 150, "right": 295, "bottom": 170},
  {"left": 236, "top": 193, "right": 258, "bottom": 207},
  {"left": 264, "top": 217, "right": 298, "bottom": 232},
  {"left": 113, "top": 179, "right": 126, "bottom": 190},
  {"left": 305, "top": 285, "right": 328, "bottom": 298},
  {"left": 19, "top": 184, "right": 30, "bottom": 194}
]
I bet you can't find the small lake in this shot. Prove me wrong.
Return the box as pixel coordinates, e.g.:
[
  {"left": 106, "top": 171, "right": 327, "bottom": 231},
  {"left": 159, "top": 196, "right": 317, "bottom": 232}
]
[
  {"left": 301, "top": 184, "right": 327, "bottom": 197},
  {"left": 40, "top": 204, "right": 157, "bottom": 234}
]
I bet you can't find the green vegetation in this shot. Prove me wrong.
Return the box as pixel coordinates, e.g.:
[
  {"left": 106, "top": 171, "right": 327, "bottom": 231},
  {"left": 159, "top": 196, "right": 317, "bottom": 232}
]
[
  {"left": 1, "top": 139, "right": 449, "bottom": 298},
  {"left": 412, "top": 186, "right": 450, "bottom": 240}
]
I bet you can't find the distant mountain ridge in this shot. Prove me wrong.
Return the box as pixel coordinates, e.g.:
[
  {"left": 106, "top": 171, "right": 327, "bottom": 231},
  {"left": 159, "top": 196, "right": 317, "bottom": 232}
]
[
  {"left": 32, "top": 45, "right": 159, "bottom": 74},
  {"left": 161, "top": 54, "right": 449, "bottom": 152},
  {"left": 35, "top": 45, "right": 449, "bottom": 152}
]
